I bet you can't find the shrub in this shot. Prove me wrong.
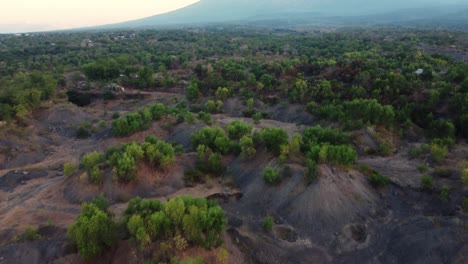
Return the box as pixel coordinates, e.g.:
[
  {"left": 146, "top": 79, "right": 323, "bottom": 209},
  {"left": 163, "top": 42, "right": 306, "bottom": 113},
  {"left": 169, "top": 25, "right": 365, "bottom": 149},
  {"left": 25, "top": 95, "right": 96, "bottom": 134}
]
[
  {"left": 216, "top": 248, "right": 229, "bottom": 264},
  {"left": 417, "top": 164, "right": 429, "bottom": 173},
  {"left": 433, "top": 167, "right": 453, "bottom": 178},
  {"left": 82, "top": 151, "right": 105, "bottom": 171},
  {"left": 421, "top": 175, "right": 434, "bottom": 191},
  {"left": 191, "top": 127, "right": 230, "bottom": 154},
  {"left": 113, "top": 152, "right": 137, "bottom": 182},
  {"left": 64, "top": 162, "right": 78, "bottom": 177},
  {"left": 183, "top": 168, "right": 205, "bottom": 186},
  {"left": 462, "top": 168, "right": 468, "bottom": 185},
  {"left": 112, "top": 112, "right": 120, "bottom": 119},
  {"left": 180, "top": 258, "right": 206, "bottom": 264},
  {"left": 98, "top": 120, "right": 106, "bottom": 129},
  {"left": 262, "top": 216, "right": 274, "bottom": 232},
  {"left": 197, "top": 112, "right": 212, "bottom": 125},
  {"left": 463, "top": 197, "right": 468, "bottom": 213},
  {"left": 186, "top": 81, "right": 200, "bottom": 101},
  {"left": 252, "top": 112, "right": 262, "bottom": 124},
  {"left": 318, "top": 145, "right": 357, "bottom": 165},
  {"left": 240, "top": 136, "right": 256, "bottom": 158},
  {"left": 302, "top": 126, "right": 350, "bottom": 151},
  {"left": 306, "top": 159, "right": 317, "bottom": 184},
  {"left": 368, "top": 172, "right": 390, "bottom": 188},
  {"left": 76, "top": 126, "right": 91, "bottom": 139},
  {"left": 430, "top": 144, "right": 448, "bottom": 164},
  {"left": 90, "top": 166, "right": 103, "bottom": 184},
  {"left": 439, "top": 186, "right": 450, "bottom": 203},
  {"left": 261, "top": 127, "right": 289, "bottom": 156},
  {"left": 150, "top": 103, "right": 167, "bottom": 121},
  {"left": 226, "top": 121, "right": 252, "bottom": 140},
  {"left": 262, "top": 166, "right": 282, "bottom": 186},
  {"left": 462, "top": 162, "right": 468, "bottom": 185},
  {"left": 68, "top": 203, "right": 115, "bottom": 259},
  {"left": 123, "top": 196, "right": 226, "bottom": 250},
  {"left": 18, "top": 226, "right": 41, "bottom": 242},
  {"left": 279, "top": 144, "right": 289, "bottom": 163},
  {"left": 144, "top": 141, "right": 175, "bottom": 170}
]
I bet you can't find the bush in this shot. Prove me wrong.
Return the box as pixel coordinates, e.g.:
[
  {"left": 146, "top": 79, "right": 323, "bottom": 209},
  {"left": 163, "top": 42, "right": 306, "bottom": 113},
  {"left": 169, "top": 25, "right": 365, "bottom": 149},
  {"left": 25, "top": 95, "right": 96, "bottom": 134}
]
[
  {"left": 82, "top": 151, "right": 105, "bottom": 171},
  {"left": 183, "top": 168, "right": 205, "bottom": 186},
  {"left": 462, "top": 168, "right": 468, "bottom": 185},
  {"left": 226, "top": 121, "right": 252, "bottom": 140},
  {"left": 439, "top": 186, "right": 449, "bottom": 203},
  {"left": 421, "top": 175, "right": 434, "bottom": 191},
  {"left": 262, "top": 216, "right": 274, "bottom": 232},
  {"left": 430, "top": 144, "right": 448, "bottom": 164},
  {"left": 68, "top": 203, "right": 115, "bottom": 259},
  {"left": 306, "top": 159, "right": 317, "bottom": 185},
  {"left": 462, "top": 162, "right": 468, "bottom": 185},
  {"left": 261, "top": 127, "right": 288, "bottom": 156},
  {"left": 191, "top": 127, "right": 230, "bottom": 154},
  {"left": 240, "top": 136, "right": 256, "bottom": 158},
  {"left": 417, "top": 164, "right": 429, "bottom": 173},
  {"left": 18, "top": 226, "right": 41, "bottom": 242},
  {"left": 90, "top": 166, "right": 103, "bottom": 184},
  {"left": 463, "top": 197, "right": 468, "bottom": 213},
  {"left": 318, "top": 145, "right": 357, "bottom": 165},
  {"left": 150, "top": 103, "right": 167, "bottom": 121},
  {"left": 64, "top": 162, "right": 78, "bottom": 177},
  {"left": 433, "top": 167, "right": 453, "bottom": 178},
  {"left": 76, "top": 126, "right": 91, "bottom": 139},
  {"left": 123, "top": 196, "right": 226, "bottom": 249},
  {"left": 113, "top": 152, "right": 137, "bottom": 182},
  {"left": 262, "top": 166, "right": 282, "bottom": 186},
  {"left": 302, "top": 126, "right": 350, "bottom": 151},
  {"left": 198, "top": 112, "right": 212, "bottom": 125},
  {"left": 368, "top": 172, "right": 390, "bottom": 188}
]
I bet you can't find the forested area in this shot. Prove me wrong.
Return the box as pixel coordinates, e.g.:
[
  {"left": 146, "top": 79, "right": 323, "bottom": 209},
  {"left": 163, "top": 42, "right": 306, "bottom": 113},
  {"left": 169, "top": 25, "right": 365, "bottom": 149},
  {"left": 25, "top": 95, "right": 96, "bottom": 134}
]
[{"left": 1, "top": 26, "right": 468, "bottom": 263}]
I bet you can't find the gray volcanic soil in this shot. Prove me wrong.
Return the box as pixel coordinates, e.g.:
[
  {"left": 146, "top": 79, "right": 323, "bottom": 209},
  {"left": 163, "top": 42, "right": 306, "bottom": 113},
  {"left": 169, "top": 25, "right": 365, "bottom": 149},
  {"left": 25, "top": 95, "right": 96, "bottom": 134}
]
[{"left": 1, "top": 95, "right": 468, "bottom": 263}]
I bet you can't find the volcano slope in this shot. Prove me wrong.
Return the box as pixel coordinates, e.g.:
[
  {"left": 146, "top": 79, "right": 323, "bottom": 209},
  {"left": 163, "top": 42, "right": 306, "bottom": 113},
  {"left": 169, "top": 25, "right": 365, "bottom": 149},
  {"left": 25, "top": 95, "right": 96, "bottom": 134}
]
[
  {"left": 0, "top": 92, "right": 467, "bottom": 264},
  {"left": 0, "top": 27, "right": 468, "bottom": 263}
]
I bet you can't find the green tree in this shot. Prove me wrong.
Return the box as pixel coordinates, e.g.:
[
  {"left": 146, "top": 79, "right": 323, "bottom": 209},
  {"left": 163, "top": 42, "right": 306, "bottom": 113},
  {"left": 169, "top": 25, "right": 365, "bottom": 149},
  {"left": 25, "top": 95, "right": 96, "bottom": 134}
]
[
  {"left": 262, "top": 166, "right": 282, "bottom": 185},
  {"left": 240, "top": 136, "right": 256, "bottom": 158},
  {"left": 68, "top": 203, "right": 115, "bottom": 259},
  {"left": 261, "top": 127, "right": 289, "bottom": 155}
]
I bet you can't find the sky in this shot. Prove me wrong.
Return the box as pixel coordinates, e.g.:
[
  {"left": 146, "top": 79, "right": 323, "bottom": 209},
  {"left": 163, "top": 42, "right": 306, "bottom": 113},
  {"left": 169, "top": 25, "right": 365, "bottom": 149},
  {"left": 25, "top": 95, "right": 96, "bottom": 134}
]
[{"left": 0, "top": 0, "right": 199, "bottom": 33}]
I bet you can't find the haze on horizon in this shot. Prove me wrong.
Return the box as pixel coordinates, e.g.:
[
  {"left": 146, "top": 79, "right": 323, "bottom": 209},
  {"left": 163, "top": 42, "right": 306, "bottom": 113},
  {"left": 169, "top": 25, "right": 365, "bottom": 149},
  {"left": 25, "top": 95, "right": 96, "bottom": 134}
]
[
  {"left": 0, "top": 0, "right": 465, "bottom": 33},
  {"left": 0, "top": 0, "right": 199, "bottom": 33}
]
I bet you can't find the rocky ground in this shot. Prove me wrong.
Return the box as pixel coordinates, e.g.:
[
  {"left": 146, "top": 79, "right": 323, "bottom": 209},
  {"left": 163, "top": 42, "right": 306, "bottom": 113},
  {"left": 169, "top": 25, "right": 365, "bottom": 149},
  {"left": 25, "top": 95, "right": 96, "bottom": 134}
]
[{"left": 0, "top": 90, "right": 467, "bottom": 263}]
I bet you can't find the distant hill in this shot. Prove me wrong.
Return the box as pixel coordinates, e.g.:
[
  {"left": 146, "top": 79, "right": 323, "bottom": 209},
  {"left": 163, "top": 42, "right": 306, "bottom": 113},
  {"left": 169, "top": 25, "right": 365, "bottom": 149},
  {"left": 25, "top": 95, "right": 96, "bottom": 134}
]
[{"left": 94, "top": 0, "right": 468, "bottom": 31}]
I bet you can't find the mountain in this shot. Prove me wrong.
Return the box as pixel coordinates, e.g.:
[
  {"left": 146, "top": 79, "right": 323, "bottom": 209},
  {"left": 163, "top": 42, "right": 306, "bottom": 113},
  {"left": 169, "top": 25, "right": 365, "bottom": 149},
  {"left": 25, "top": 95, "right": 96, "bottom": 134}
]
[{"left": 96, "top": 0, "right": 468, "bottom": 30}]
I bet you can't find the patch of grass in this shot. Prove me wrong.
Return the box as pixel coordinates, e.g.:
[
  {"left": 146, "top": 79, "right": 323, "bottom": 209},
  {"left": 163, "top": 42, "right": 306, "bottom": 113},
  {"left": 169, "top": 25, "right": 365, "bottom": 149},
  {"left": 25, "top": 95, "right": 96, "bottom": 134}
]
[
  {"left": 439, "top": 186, "right": 450, "bottom": 203},
  {"left": 368, "top": 172, "right": 390, "bottom": 188},
  {"left": 463, "top": 197, "right": 468, "bottom": 213},
  {"left": 183, "top": 168, "right": 205, "bottom": 187},
  {"left": 462, "top": 162, "right": 468, "bottom": 185},
  {"left": 262, "top": 216, "right": 274, "bottom": 232},
  {"left": 15, "top": 226, "right": 41, "bottom": 242},
  {"left": 433, "top": 167, "right": 453, "bottom": 178},
  {"left": 430, "top": 144, "right": 448, "bottom": 164},
  {"left": 417, "top": 164, "right": 429, "bottom": 173},
  {"left": 63, "top": 162, "right": 78, "bottom": 177},
  {"left": 421, "top": 175, "right": 434, "bottom": 191},
  {"left": 355, "top": 164, "right": 375, "bottom": 176}
]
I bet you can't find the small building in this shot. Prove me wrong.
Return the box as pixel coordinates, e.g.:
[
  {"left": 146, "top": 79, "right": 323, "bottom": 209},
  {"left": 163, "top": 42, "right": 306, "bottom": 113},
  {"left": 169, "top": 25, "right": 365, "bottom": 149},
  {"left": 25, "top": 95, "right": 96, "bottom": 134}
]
[
  {"left": 80, "top": 39, "right": 94, "bottom": 47},
  {"left": 415, "top": 69, "right": 424, "bottom": 75},
  {"left": 105, "top": 83, "right": 125, "bottom": 92}
]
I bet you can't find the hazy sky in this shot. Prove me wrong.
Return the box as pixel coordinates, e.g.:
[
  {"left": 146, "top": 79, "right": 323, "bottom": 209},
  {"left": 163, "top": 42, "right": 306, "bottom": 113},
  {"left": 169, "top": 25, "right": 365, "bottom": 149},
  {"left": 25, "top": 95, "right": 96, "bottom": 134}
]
[{"left": 0, "top": 0, "right": 199, "bottom": 33}]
